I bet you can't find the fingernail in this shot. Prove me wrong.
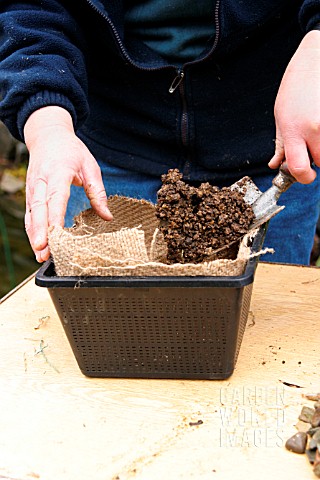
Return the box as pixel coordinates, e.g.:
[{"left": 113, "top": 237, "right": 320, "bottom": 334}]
[{"left": 34, "top": 237, "right": 45, "bottom": 249}]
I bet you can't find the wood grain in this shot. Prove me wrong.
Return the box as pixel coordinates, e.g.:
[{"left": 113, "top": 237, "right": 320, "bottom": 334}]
[{"left": 0, "top": 263, "right": 319, "bottom": 480}]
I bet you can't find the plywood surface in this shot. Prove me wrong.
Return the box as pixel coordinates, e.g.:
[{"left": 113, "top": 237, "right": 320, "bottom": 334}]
[{"left": 0, "top": 263, "right": 319, "bottom": 480}]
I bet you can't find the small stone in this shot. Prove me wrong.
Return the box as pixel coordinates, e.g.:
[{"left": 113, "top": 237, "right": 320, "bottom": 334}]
[
  {"left": 308, "top": 427, "right": 320, "bottom": 437},
  {"left": 295, "top": 420, "right": 311, "bottom": 433},
  {"left": 285, "top": 432, "right": 308, "bottom": 454},
  {"left": 314, "top": 464, "right": 320, "bottom": 479},
  {"left": 310, "top": 438, "right": 319, "bottom": 450},
  {"left": 309, "top": 428, "right": 320, "bottom": 450},
  {"left": 299, "top": 406, "right": 315, "bottom": 424},
  {"left": 310, "top": 427, "right": 320, "bottom": 448},
  {"left": 314, "top": 451, "right": 320, "bottom": 477},
  {"left": 312, "top": 409, "right": 320, "bottom": 428},
  {"left": 306, "top": 448, "right": 317, "bottom": 464},
  {"left": 315, "top": 402, "right": 320, "bottom": 410}
]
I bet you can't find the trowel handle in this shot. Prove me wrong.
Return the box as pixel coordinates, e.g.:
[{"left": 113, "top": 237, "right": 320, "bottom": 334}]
[{"left": 272, "top": 160, "right": 297, "bottom": 193}]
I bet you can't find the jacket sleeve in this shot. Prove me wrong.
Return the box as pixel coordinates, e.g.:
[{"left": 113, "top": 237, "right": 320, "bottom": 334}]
[
  {"left": 299, "top": 0, "right": 320, "bottom": 31},
  {"left": 0, "top": 0, "right": 89, "bottom": 141}
]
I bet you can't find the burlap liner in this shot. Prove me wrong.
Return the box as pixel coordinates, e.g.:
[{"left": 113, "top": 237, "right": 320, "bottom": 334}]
[{"left": 48, "top": 195, "right": 268, "bottom": 277}]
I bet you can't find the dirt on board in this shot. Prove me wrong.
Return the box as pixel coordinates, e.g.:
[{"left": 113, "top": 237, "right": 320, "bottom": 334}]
[{"left": 155, "top": 169, "right": 255, "bottom": 264}]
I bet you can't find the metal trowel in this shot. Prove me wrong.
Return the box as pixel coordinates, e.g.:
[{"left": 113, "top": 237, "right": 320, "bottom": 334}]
[
  {"left": 229, "top": 160, "right": 297, "bottom": 232},
  {"left": 207, "top": 161, "right": 297, "bottom": 258},
  {"left": 249, "top": 161, "right": 297, "bottom": 230}
]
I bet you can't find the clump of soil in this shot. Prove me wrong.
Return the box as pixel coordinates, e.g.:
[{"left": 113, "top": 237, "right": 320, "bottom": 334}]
[{"left": 155, "top": 169, "right": 255, "bottom": 264}]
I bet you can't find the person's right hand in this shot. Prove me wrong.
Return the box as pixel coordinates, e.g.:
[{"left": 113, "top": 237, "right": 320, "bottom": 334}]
[
  {"left": 268, "top": 30, "right": 320, "bottom": 183},
  {"left": 24, "top": 106, "right": 113, "bottom": 262}
]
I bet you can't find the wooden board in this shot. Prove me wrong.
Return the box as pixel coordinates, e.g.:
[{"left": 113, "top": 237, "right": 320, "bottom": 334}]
[{"left": 0, "top": 263, "right": 319, "bottom": 480}]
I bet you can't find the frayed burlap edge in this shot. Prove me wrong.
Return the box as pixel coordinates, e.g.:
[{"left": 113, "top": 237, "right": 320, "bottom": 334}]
[{"left": 48, "top": 195, "right": 270, "bottom": 277}]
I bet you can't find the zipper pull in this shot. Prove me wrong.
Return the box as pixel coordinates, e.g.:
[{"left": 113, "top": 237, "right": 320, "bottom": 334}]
[{"left": 169, "top": 70, "right": 184, "bottom": 93}]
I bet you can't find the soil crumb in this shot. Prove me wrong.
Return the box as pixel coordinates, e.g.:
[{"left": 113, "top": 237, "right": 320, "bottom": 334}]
[{"left": 155, "top": 169, "right": 255, "bottom": 264}]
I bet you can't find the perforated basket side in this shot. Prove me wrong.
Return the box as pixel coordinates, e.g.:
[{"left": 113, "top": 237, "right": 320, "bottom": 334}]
[
  {"left": 49, "top": 284, "right": 251, "bottom": 379},
  {"left": 234, "top": 283, "right": 253, "bottom": 363}
]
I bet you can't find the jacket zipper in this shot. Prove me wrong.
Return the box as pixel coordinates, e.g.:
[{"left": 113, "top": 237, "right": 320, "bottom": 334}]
[
  {"left": 85, "top": 0, "right": 221, "bottom": 84},
  {"left": 169, "top": 70, "right": 188, "bottom": 146},
  {"left": 85, "top": 0, "right": 192, "bottom": 151},
  {"left": 168, "top": 0, "right": 221, "bottom": 153},
  {"left": 180, "top": 78, "right": 189, "bottom": 148},
  {"left": 85, "top": 0, "right": 221, "bottom": 158},
  {"left": 85, "top": 0, "right": 171, "bottom": 73},
  {"left": 85, "top": 0, "right": 134, "bottom": 65},
  {"left": 212, "top": 0, "right": 221, "bottom": 53}
]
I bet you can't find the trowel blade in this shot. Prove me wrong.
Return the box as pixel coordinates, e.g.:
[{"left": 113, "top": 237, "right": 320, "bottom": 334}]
[{"left": 250, "top": 184, "right": 285, "bottom": 229}]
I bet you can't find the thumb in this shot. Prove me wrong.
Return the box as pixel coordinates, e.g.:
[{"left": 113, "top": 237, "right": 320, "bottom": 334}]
[
  {"left": 82, "top": 170, "right": 113, "bottom": 221},
  {"left": 269, "top": 128, "right": 285, "bottom": 169}
]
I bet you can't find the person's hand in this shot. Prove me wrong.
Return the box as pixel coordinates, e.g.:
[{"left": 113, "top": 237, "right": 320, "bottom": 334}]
[
  {"left": 24, "top": 106, "right": 113, "bottom": 262},
  {"left": 269, "top": 30, "right": 320, "bottom": 183}
]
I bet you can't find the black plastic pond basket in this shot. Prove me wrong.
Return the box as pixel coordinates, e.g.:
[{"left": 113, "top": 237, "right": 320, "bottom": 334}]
[{"left": 35, "top": 227, "right": 266, "bottom": 380}]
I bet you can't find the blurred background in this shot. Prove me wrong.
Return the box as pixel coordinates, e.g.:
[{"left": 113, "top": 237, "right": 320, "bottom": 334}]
[
  {"left": 0, "top": 121, "right": 320, "bottom": 299},
  {"left": 0, "top": 121, "right": 38, "bottom": 298}
]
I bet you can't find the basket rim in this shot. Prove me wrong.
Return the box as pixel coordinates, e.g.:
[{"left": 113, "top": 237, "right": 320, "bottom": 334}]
[{"left": 35, "top": 226, "right": 266, "bottom": 289}]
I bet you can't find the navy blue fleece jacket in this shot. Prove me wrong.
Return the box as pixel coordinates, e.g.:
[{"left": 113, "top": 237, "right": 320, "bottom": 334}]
[{"left": 0, "top": 0, "right": 320, "bottom": 183}]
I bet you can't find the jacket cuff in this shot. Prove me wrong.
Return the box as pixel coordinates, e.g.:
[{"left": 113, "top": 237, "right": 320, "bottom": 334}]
[{"left": 17, "top": 91, "right": 79, "bottom": 141}]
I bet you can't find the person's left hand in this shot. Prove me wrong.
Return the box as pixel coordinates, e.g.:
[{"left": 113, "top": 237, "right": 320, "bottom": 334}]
[{"left": 269, "top": 30, "right": 320, "bottom": 183}]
